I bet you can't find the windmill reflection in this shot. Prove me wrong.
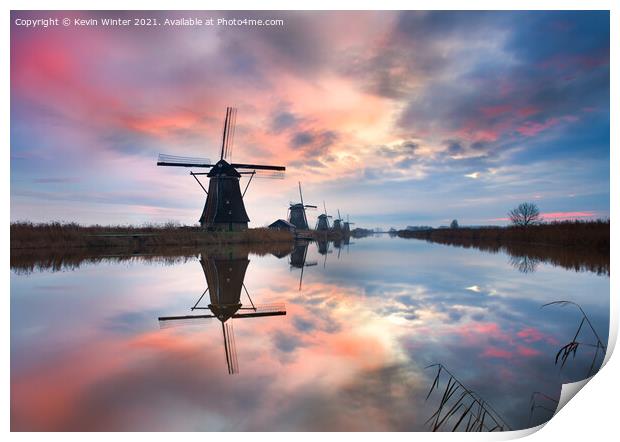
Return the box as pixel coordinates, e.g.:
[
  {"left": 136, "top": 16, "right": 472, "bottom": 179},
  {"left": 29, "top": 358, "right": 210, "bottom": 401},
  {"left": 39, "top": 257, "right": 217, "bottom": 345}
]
[
  {"left": 158, "top": 248, "right": 286, "bottom": 375},
  {"left": 316, "top": 239, "right": 332, "bottom": 268},
  {"left": 332, "top": 239, "right": 343, "bottom": 260},
  {"left": 289, "top": 241, "right": 317, "bottom": 290}
]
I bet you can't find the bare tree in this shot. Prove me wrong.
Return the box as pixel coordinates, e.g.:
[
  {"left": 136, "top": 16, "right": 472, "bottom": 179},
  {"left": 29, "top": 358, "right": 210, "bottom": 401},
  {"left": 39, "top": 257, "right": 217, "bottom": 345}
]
[
  {"left": 450, "top": 219, "right": 459, "bottom": 229},
  {"left": 508, "top": 202, "right": 541, "bottom": 226}
]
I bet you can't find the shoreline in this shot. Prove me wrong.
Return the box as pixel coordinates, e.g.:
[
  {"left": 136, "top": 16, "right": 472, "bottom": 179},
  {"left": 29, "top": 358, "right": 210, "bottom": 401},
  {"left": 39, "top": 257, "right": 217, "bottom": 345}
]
[
  {"left": 10, "top": 222, "right": 348, "bottom": 251},
  {"left": 396, "top": 221, "right": 609, "bottom": 253}
]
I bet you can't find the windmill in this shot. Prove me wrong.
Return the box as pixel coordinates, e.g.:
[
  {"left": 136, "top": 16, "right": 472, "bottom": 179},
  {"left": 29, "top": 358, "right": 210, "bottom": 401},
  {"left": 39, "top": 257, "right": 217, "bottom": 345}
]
[
  {"left": 316, "top": 201, "right": 332, "bottom": 231},
  {"left": 288, "top": 182, "right": 317, "bottom": 230},
  {"left": 332, "top": 209, "right": 344, "bottom": 232},
  {"left": 157, "top": 107, "right": 286, "bottom": 231},
  {"left": 158, "top": 248, "right": 286, "bottom": 374},
  {"left": 289, "top": 240, "right": 317, "bottom": 290},
  {"left": 343, "top": 214, "right": 355, "bottom": 235}
]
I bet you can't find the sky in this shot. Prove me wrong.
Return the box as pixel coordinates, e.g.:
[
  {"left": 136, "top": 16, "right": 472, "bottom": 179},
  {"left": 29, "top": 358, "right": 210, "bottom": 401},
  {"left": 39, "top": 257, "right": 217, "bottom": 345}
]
[{"left": 10, "top": 10, "right": 610, "bottom": 228}]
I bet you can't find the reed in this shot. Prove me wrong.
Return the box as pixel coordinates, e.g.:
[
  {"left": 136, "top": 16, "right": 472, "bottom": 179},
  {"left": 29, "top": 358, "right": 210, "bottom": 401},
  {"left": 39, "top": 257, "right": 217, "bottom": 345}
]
[
  {"left": 542, "top": 301, "right": 607, "bottom": 377},
  {"left": 10, "top": 222, "right": 294, "bottom": 250}
]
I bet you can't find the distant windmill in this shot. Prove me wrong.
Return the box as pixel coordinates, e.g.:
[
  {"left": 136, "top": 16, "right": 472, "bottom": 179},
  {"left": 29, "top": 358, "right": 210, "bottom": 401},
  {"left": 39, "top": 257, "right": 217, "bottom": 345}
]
[
  {"left": 288, "top": 182, "right": 317, "bottom": 230},
  {"left": 158, "top": 249, "right": 286, "bottom": 374},
  {"left": 289, "top": 240, "right": 317, "bottom": 290},
  {"left": 157, "top": 107, "right": 286, "bottom": 231},
  {"left": 316, "top": 201, "right": 332, "bottom": 231},
  {"left": 343, "top": 214, "right": 355, "bottom": 235},
  {"left": 332, "top": 209, "right": 344, "bottom": 232}
]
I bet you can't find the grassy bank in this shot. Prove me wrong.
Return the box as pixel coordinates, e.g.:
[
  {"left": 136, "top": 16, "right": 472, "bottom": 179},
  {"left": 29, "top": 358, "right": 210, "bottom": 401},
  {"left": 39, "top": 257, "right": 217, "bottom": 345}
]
[
  {"left": 398, "top": 220, "right": 609, "bottom": 275},
  {"left": 398, "top": 220, "right": 609, "bottom": 252},
  {"left": 10, "top": 222, "right": 295, "bottom": 251}
]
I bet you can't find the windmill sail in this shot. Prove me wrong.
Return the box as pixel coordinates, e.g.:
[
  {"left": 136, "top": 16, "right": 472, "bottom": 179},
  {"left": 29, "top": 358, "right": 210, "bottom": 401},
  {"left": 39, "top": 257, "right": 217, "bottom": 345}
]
[
  {"left": 220, "top": 107, "right": 238, "bottom": 161},
  {"left": 157, "top": 153, "right": 213, "bottom": 168}
]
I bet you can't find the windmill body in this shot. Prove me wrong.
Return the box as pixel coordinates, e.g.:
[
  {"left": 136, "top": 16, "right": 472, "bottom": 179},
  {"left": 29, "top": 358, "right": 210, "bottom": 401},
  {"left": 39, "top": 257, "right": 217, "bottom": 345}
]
[
  {"left": 199, "top": 159, "right": 250, "bottom": 231},
  {"left": 157, "top": 107, "right": 285, "bottom": 231},
  {"left": 332, "top": 209, "right": 344, "bottom": 232},
  {"left": 288, "top": 203, "right": 309, "bottom": 229},
  {"left": 316, "top": 214, "right": 330, "bottom": 231},
  {"left": 288, "top": 182, "right": 316, "bottom": 230},
  {"left": 316, "top": 201, "right": 332, "bottom": 231},
  {"left": 343, "top": 214, "right": 355, "bottom": 235}
]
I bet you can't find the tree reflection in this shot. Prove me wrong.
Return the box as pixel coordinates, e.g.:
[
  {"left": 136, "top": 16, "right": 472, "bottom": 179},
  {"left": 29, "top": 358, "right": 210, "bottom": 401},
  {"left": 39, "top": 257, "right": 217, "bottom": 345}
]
[{"left": 509, "top": 255, "right": 540, "bottom": 273}]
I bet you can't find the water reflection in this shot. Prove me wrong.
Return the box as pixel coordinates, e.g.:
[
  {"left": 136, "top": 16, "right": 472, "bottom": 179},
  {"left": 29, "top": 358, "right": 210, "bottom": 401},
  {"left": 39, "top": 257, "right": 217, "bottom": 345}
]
[
  {"left": 407, "top": 235, "right": 609, "bottom": 276},
  {"left": 10, "top": 236, "right": 609, "bottom": 431},
  {"left": 158, "top": 248, "right": 287, "bottom": 375}
]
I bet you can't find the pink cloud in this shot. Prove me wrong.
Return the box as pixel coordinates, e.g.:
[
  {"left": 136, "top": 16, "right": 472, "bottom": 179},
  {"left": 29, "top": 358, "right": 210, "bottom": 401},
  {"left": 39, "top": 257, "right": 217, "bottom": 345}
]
[
  {"left": 516, "top": 345, "right": 542, "bottom": 357},
  {"left": 517, "top": 107, "right": 539, "bottom": 118},
  {"left": 482, "top": 347, "right": 512, "bottom": 359},
  {"left": 480, "top": 104, "right": 512, "bottom": 118},
  {"left": 516, "top": 327, "right": 545, "bottom": 343},
  {"left": 491, "top": 211, "right": 597, "bottom": 222},
  {"left": 516, "top": 118, "right": 559, "bottom": 136},
  {"left": 541, "top": 211, "right": 597, "bottom": 221},
  {"left": 541, "top": 52, "right": 609, "bottom": 71}
]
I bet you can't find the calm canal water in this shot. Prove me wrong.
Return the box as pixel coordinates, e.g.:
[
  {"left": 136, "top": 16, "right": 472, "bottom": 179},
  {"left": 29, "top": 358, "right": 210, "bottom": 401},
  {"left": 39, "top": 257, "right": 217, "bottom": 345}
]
[{"left": 11, "top": 235, "right": 609, "bottom": 431}]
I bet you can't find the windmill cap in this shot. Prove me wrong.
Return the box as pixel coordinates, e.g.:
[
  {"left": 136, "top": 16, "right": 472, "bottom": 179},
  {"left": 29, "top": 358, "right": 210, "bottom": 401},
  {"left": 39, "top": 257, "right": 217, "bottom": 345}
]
[{"left": 207, "top": 159, "right": 241, "bottom": 178}]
